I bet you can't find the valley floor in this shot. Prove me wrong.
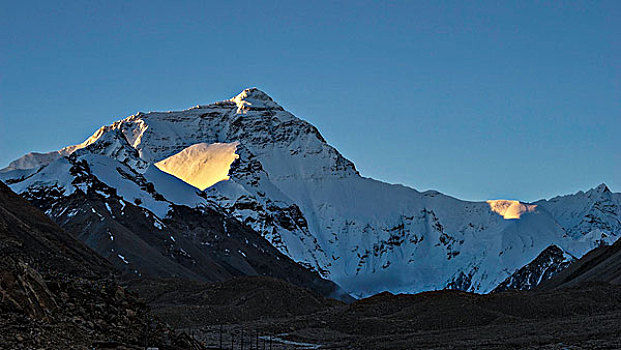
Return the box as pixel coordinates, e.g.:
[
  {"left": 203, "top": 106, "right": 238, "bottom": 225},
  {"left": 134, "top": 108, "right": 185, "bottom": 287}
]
[{"left": 127, "top": 278, "right": 621, "bottom": 349}]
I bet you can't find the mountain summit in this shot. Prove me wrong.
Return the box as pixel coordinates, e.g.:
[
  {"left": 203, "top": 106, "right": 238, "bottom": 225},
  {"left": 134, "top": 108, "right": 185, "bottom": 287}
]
[
  {"left": 2, "top": 88, "right": 620, "bottom": 297},
  {"left": 229, "top": 87, "right": 284, "bottom": 113}
]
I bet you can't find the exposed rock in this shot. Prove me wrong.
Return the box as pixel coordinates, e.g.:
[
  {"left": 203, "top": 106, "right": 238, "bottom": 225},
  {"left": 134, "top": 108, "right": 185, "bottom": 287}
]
[
  {"left": 493, "top": 245, "right": 574, "bottom": 292},
  {"left": 0, "top": 181, "right": 201, "bottom": 349}
]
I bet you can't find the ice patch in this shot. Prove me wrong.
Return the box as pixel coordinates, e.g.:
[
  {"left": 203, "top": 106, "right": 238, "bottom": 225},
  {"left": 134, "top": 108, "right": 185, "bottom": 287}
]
[
  {"left": 117, "top": 254, "right": 129, "bottom": 264},
  {"left": 104, "top": 202, "right": 113, "bottom": 215},
  {"left": 95, "top": 189, "right": 111, "bottom": 198}
]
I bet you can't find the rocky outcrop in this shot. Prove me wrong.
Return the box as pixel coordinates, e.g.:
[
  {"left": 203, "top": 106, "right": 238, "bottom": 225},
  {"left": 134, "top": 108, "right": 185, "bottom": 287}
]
[{"left": 492, "top": 245, "right": 574, "bottom": 292}]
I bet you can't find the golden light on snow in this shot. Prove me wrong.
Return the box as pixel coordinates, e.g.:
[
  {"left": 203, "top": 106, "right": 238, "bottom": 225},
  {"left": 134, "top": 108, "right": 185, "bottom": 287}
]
[
  {"left": 486, "top": 200, "right": 537, "bottom": 219},
  {"left": 155, "top": 142, "right": 239, "bottom": 190}
]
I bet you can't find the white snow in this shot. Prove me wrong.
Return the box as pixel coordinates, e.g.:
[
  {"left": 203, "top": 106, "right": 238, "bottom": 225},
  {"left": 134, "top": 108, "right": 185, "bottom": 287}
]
[
  {"left": 95, "top": 189, "right": 111, "bottom": 198},
  {"left": 2, "top": 88, "right": 619, "bottom": 298},
  {"left": 153, "top": 217, "right": 165, "bottom": 230},
  {"left": 487, "top": 200, "right": 537, "bottom": 219},
  {"left": 104, "top": 202, "right": 113, "bottom": 215},
  {"left": 154, "top": 142, "right": 239, "bottom": 190}
]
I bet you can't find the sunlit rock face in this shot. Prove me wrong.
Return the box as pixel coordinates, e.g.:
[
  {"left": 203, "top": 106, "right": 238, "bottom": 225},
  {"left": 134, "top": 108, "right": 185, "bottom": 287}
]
[
  {"left": 154, "top": 142, "right": 239, "bottom": 190},
  {"left": 487, "top": 200, "right": 537, "bottom": 219}
]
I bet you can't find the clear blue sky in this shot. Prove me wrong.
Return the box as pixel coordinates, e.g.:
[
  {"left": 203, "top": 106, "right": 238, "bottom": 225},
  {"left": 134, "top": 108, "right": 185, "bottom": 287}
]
[{"left": 1, "top": 1, "right": 619, "bottom": 202}]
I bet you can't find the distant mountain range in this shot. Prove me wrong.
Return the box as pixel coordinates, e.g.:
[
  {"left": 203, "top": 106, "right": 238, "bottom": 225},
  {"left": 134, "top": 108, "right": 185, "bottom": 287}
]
[{"left": 2, "top": 88, "right": 620, "bottom": 298}]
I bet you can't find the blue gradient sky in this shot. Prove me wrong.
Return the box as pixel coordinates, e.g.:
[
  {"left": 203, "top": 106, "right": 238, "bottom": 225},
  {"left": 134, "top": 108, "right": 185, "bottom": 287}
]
[{"left": 1, "top": 1, "right": 619, "bottom": 202}]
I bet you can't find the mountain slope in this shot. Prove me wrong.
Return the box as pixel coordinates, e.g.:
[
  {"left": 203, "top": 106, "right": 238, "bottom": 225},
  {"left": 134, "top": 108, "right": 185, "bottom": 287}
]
[
  {"left": 2, "top": 88, "right": 620, "bottom": 297},
  {"left": 492, "top": 245, "right": 574, "bottom": 292},
  {"left": 539, "top": 232, "right": 621, "bottom": 290},
  {"left": 5, "top": 154, "right": 347, "bottom": 300},
  {"left": 0, "top": 178, "right": 111, "bottom": 279},
  {"left": 0, "top": 180, "right": 200, "bottom": 349}
]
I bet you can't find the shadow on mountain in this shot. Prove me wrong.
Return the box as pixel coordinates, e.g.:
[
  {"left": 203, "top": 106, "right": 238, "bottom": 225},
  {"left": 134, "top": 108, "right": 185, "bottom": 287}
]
[
  {"left": 0, "top": 181, "right": 201, "bottom": 349},
  {"left": 20, "top": 167, "right": 351, "bottom": 302},
  {"left": 538, "top": 236, "right": 621, "bottom": 290}
]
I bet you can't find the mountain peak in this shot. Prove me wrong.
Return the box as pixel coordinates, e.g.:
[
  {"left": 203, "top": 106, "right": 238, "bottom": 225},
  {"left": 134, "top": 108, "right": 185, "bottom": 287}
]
[
  {"left": 589, "top": 183, "right": 611, "bottom": 195},
  {"left": 578, "top": 183, "right": 610, "bottom": 196},
  {"left": 235, "top": 87, "right": 271, "bottom": 99},
  {"left": 230, "top": 87, "right": 283, "bottom": 113},
  {"left": 595, "top": 183, "right": 610, "bottom": 192}
]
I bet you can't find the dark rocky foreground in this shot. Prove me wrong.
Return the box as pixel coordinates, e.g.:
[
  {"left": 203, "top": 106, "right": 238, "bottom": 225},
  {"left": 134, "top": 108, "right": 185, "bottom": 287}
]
[
  {"left": 133, "top": 279, "right": 621, "bottom": 349},
  {"left": 0, "top": 181, "right": 200, "bottom": 349}
]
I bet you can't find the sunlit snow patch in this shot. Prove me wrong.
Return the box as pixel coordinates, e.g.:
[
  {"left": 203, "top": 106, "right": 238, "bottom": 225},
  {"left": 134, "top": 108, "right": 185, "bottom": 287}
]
[
  {"left": 154, "top": 142, "right": 239, "bottom": 190},
  {"left": 487, "top": 200, "right": 537, "bottom": 219}
]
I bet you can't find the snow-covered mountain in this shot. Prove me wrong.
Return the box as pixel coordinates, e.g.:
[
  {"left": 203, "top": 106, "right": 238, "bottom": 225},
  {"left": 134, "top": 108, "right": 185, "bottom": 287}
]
[{"left": 2, "top": 88, "right": 620, "bottom": 297}]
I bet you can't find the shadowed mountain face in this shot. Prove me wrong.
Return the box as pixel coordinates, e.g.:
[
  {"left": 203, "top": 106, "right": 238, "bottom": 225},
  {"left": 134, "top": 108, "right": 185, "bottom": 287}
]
[
  {"left": 0, "top": 179, "right": 111, "bottom": 279},
  {"left": 13, "top": 160, "right": 349, "bottom": 301},
  {"left": 0, "top": 181, "right": 201, "bottom": 349},
  {"left": 538, "top": 235, "right": 621, "bottom": 290},
  {"left": 492, "top": 245, "right": 574, "bottom": 293}
]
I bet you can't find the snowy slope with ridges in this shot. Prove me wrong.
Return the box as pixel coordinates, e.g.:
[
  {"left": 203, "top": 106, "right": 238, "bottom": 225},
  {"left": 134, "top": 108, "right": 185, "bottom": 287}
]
[{"left": 2, "top": 88, "right": 619, "bottom": 297}]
